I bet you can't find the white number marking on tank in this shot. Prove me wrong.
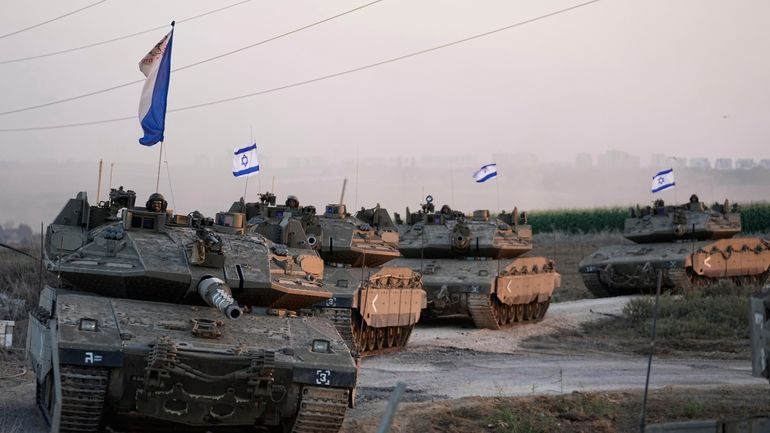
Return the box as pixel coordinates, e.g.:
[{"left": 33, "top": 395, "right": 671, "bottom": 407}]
[
  {"left": 85, "top": 352, "right": 103, "bottom": 364},
  {"left": 315, "top": 369, "right": 331, "bottom": 386},
  {"left": 371, "top": 293, "right": 379, "bottom": 313},
  {"left": 704, "top": 256, "right": 712, "bottom": 268},
  {"left": 326, "top": 297, "right": 336, "bottom": 307}
]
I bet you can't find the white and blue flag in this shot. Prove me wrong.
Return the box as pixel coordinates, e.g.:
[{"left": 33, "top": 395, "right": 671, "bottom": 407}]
[
  {"left": 233, "top": 143, "right": 259, "bottom": 177},
  {"left": 473, "top": 163, "right": 498, "bottom": 183},
  {"left": 138, "top": 24, "right": 174, "bottom": 146},
  {"left": 651, "top": 168, "right": 675, "bottom": 193}
]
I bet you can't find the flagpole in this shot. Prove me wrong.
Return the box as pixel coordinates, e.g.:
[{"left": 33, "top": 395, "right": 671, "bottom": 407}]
[
  {"left": 243, "top": 175, "right": 250, "bottom": 200},
  {"left": 495, "top": 173, "right": 501, "bottom": 213},
  {"left": 155, "top": 141, "right": 163, "bottom": 193}
]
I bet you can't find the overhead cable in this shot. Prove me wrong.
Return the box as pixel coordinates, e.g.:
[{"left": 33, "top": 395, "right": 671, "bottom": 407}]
[
  {"left": 0, "top": 0, "right": 602, "bottom": 132},
  {"left": 0, "top": 0, "right": 108, "bottom": 40},
  {"left": 0, "top": 0, "right": 384, "bottom": 116},
  {"left": 0, "top": 0, "right": 252, "bottom": 65}
]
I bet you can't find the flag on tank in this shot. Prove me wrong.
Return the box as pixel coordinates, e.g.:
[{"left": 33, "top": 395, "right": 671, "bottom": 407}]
[
  {"left": 473, "top": 163, "right": 498, "bottom": 183},
  {"left": 233, "top": 143, "right": 259, "bottom": 177},
  {"left": 138, "top": 24, "right": 175, "bottom": 146},
  {"left": 651, "top": 168, "right": 675, "bottom": 193}
]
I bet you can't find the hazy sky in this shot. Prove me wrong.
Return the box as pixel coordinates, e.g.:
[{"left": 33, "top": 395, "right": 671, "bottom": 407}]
[{"left": 0, "top": 0, "right": 769, "bottom": 224}]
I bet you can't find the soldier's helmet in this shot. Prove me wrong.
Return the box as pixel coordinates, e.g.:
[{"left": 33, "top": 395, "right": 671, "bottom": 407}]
[
  {"left": 285, "top": 195, "right": 299, "bottom": 209},
  {"left": 146, "top": 192, "right": 168, "bottom": 212}
]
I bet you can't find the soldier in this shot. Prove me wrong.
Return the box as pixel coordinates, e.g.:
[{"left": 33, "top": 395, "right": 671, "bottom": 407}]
[
  {"left": 146, "top": 193, "right": 167, "bottom": 213},
  {"left": 440, "top": 204, "right": 452, "bottom": 215},
  {"left": 285, "top": 195, "right": 299, "bottom": 209}
]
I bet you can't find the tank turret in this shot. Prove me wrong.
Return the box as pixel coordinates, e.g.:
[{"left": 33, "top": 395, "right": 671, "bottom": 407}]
[
  {"left": 29, "top": 190, "right": 357, "bottom": 432},
  {"left": 389, "top": 196, "right": 559, "bottom": 329},
  {"left": 241, "top": 194, "right": 426, "bottom": 356},
  {"left": 396, "top": 195, "right": 533, "bottom": 259},
  {"left": 623, "top": 194, "right": 741, "bottom": 243},
  {"left": 579, "top": 194, "right": 770, "bottom": 297}
]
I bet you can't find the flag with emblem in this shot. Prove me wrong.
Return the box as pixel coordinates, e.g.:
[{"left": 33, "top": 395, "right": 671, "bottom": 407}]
[
  {"left": 473, "top": 163, "right": 498, "bottom": 183},
  {"left": 651, "top": 168, "right": 675, "bottom": 193},
  {"left": 233, "top": 143, "right": 259, "bottom": 177}
]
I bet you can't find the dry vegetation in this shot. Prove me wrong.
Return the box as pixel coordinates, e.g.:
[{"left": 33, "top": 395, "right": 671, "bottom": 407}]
[{"left": 344, "top": 385, "right": 769, "bottom": 433}]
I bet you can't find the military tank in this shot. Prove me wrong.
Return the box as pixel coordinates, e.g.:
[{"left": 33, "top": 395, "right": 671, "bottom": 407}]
[
  {"left": 230, "top": 193, "right": 426, "bottom": 356},
  {"left": 306, "top": 202, "right": 426, "bottom": 356},
  {"left": 27, "top": 188, "right": 357, "bottom": 433},
  {"left": 389, "top": 196, "right": 560, "bottom": 329},
  {"left": 578, "top": 194, "right": 770, "bottom": 296}
]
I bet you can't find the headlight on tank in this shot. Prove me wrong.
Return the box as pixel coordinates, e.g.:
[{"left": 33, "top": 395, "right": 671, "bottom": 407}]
[
  {"left": 311, "top": 339, "right": 330, "bottom": 353},
  {"left": 79, "top": 318, "right": 98, "bottom": 332}
]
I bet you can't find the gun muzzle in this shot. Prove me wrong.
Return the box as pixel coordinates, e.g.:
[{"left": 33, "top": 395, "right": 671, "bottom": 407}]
[{"left": 197, "top": 277, "right": 242, "bottom": 320}]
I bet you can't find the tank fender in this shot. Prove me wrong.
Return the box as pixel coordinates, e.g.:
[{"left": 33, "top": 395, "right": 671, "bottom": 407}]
[
  {"left": 494, "top": 257, "right": 559, "bottom": 305},
  {"left": 690, "top": 239, "right": 770, "bottom": 278},
  {"left": 353, "top": 267, "right": 426, "bottom": 328}
]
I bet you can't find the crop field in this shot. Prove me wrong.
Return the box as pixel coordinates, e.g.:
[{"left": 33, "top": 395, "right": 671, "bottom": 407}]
[{"left": 525, "top": 202, "right": 770, "bottom": 233}]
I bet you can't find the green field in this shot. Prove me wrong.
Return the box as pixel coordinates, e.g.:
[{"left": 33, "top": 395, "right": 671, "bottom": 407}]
[{"left": 524, "top": 202, "right": 770, "bottom": 234}]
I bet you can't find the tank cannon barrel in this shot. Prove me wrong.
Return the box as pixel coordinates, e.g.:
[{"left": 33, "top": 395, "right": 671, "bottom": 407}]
[{"left": 197, "top": 277, "right": 242, "bottom": 320}]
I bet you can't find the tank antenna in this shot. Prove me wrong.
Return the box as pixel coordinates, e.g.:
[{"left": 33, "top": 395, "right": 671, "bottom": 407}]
[
  {"left": 155, "top": 141, "right": 163, "bottom": 193},
  {"left": 339, "top": 178, "right": 348, "bottom": 206},
  {"left": 354, "top": 143, "right": 360, "bottom": 211},
  {"left": 96, "top": 158, "right": 103, "bottom": 203},
  {"left": 39, "top": 222, "right": 44, "bottom": 290},
  {"left": 108, "top": 162, "right": 114, "bottom": 191}
]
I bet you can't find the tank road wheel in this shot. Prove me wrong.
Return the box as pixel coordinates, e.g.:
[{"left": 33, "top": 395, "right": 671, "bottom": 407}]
[
  {"left": 399, "top": 326, "right": 413, "bottom": 346},
  {"left": 513, "top": 304, "right": 525, "bottom": 322},
  {"left": 504, "top": 304, "right": 514, "bottom": 325},
  {"left": 581, "top": 272, "right": 612, "bottom": 297},
  {"left": 365, "top": 327, "right": 377, "bottom": 352},
  {"left": 386, "top": 327, "right": 397, "bottom": 348},
  {"left": 524, "top": 300, "right": 539, "bottom": 322},
  {"left": 536, "top": 299, "right": 551, "bottom": 320},
  {"left": 375, "top": 328, "right": 386, "bottom": 350}
]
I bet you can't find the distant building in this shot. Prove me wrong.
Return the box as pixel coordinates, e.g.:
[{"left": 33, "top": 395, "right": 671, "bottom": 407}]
[
  {"left": 715, "top": 158, "right": 733, "bottom": 170},
  {"left": 650, "top": 154, "right": 686, "bottom": 169},
  {"left": 597, "top": 150, "right": 640, "bottom": 170},
  {"left": 575, "top": 153, "right": 592, "bottom": 169},
  {"left": 735, "top": 158, "right": 756, "bottom": 170},
  {"left": 688, "top": 157, "right": 711, "bottom": 169},
  {"left": 760, "top": 159, "right": 770, "bottom": 169}
]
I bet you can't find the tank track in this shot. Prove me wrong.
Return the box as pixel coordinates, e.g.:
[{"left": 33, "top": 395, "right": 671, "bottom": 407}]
[
  {"left": 37, "top": 365, "right": 110, "bottom": 433},
  {"left": 318, "top": 308, "right": 414, "bottom": 357},
  {"left": 666, "top": 269, "right": 694, "bottom": 293},
  {"left": 581, "top": 272, "right": 612, "bottom": 297},
  {"left": 291, "top": 386, "right": 349, "bottom": 433},
  {"left": 467, "top": 293, "right": 550, "bottom": 330}
]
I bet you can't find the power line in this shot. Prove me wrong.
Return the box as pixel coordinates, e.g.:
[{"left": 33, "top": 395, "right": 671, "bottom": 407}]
[
  {"left": 0, "top": 0, "right": 603, "bottom": 133},
  {"left": 0, "top": 0, "right": 108, "bottom": 40},
  {"left": 0, "top": 0, "right": 252, "bottom": 65},
  {"left": 0, "top": 0, "right": 384, "bottom": 116}
]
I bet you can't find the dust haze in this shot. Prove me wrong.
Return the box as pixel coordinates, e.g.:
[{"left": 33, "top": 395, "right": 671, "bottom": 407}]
[
  {"left": 2, "top": 154, "right": 770, "bottom": 228},
  {"left": 0, "top": 1, "right": 769, "bottom": 225}
]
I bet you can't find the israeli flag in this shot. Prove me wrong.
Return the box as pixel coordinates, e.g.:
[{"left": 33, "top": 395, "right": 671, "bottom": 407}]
[
  {"left": 233, "top": 143, "right": 259, "bottom": 177},
  {"left": 138, "top": 25, "right": 174, "bottom": 146},
  {"left": 473, "top": 163, "right": 498, "bottom": 183},
  {"left": 651, "top": 168, "right": 675, "bottom": 193}
]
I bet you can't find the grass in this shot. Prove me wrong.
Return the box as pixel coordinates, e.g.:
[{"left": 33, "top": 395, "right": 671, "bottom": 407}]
[{"left": 389, "top": 386, "right": 770, "bottom": 433}]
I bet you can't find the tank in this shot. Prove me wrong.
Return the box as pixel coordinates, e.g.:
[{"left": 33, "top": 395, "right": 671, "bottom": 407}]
[
  {"left": 578, "top": 194, "right": 770, "bottom": 296},
  {"left": 27, "top": 189, "right": 357, "bottom": 433},
  {"left": 307, "top": 203, "right": 426, "bottom": 355},
  {"left": 389, "top": 195, "right": 560, "bottom": 329},
  {"left": 231, "top": 194, "right": 426, "bottom": 356}
]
